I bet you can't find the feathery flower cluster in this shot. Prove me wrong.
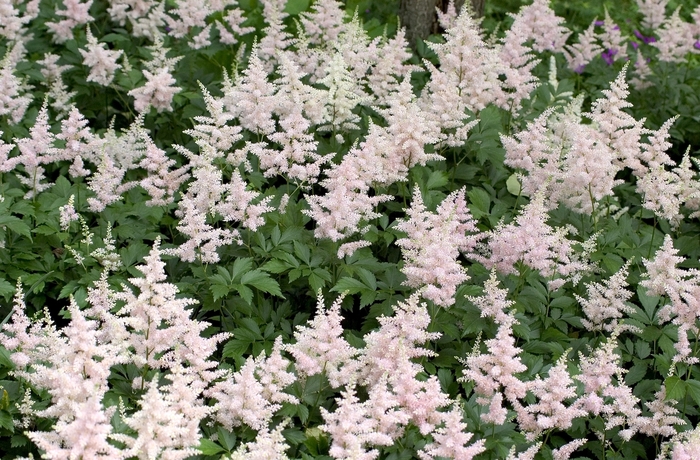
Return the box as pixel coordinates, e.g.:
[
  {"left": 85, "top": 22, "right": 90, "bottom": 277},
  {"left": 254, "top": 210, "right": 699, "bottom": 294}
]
[
  {"left": 520, "top": 355, "right": 587, "bottom": 439},
  {"left": 80, "top": 27, "right": 123, "bottom": 86},
  {"left": 128, "top": 35, "right": 182, "bottom": 113},
  {"left": 563, "top": 20, "right": 603, "bottom": 72},
  {"left": 285, "top": 293, "right": 361, "bottom": 388},
  {"left": 481, "top": 190, "right": 590, "bottom": 287},
  {"left": 395, "top": 188, "right": 480, "bottom": 307},
  {"left": 652, "top": 8, "right": 698, "bottom": 63},
  {"left": 419, "top": 7, "right": 504, "bottom": 145},
  {"left": 577, "top": 260, "right": 635, "bottom": 332},
  {"left": 642, "top": 234, "right": 700, "bottom": 363},
  {"left": 637, "top": 0, "right": 669, "bottom": 29},
  {"left": 1, "top": 239, "right": 228, "bottom": 457},
  {"left": 461, "top": 321, "right": 528, "bottom": 425},
  {"left": 0, "top": 43, "right": 31, "bottom": 125},
  {"left": 207, "top": 337, "right": 297, "bottom": 431},
  {"left": 47, "top": 0, "right": 94, "bottom": 43}
]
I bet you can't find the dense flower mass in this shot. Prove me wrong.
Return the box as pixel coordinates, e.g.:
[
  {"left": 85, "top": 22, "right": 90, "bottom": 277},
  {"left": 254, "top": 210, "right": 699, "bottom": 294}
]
[{"left": 1, "top": 0, "right": 700, "bottom": 459}]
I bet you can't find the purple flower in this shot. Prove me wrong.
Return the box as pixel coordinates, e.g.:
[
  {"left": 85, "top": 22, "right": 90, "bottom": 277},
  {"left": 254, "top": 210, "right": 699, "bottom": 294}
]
[
  {"left": 575, "top": 64, "right": 586, "bottom": 74},
  {"left": 595, "top": 20, "right": 604, "bottom": 26},
  {"left": 602, "top": 48, "right": 618, "bottom": 65},
  {"left": 631, "top": 41, "right": 639, "bottom": 50},
  {"left": 634, "top": 30, "right": 644, "bottom": 40},
  {"left": 644, "top": 35, "right": 656, "bottom": 44},
  {"left": 695, "top": 41, "right": 700, "bottom": 50}
]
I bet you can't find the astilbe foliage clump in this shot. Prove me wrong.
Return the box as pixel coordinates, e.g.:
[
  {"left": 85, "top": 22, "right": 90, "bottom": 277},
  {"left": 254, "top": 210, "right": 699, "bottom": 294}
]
[{"left": 1, "top": 0, "right": 700, "bottom": 459}]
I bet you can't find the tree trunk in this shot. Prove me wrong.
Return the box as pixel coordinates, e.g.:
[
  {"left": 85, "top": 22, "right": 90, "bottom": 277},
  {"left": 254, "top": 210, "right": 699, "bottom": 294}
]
[
  {"left": 399, "top": 0, "right": 436, "bottom": 47},
  {"left": 400, "top": 0, "right": 486, "bottom": 47}
]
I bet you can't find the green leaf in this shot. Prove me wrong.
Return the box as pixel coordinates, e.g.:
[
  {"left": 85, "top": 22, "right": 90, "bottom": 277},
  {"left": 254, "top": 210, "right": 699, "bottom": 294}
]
[
  {"left": 0, "top": 215, "right": 30, "bottom": 239},
  {"left": 467, "top": 188, "right": 490, "bottom": 219},
  {"left": 217, "top": 427, "right": 236, "bottom": 451},
  {"left": 239, "top": 318, "right": 263, "bottom": 340},
  {"left": 506, "top": 173, "right": 522, "bottom": 196},
  {"left": 665, "top": 376, "right": 686, "bottom": 401},
  {"left": 0, "top": 278, "right": 15, "bottom": 300},
  {"left": 235, "top": 284, "right": 254, "bottom": 305},
  {"left": 222, "top": 339, "right": 249, "bottom": 359},
  {"left": 625, "top": 362, "right": 648, "bottom": 386},
  {"left": 100, "top": 33, "right": 130, "bottom": 43},
  {"left": 230, "top": 258, "right": 254, "bottom": 282},
  {"left": 284, "top": 0, "right": 310, "bottom": 15},
  {"left": 283, "top": 427, "right": 307, "bottom": 445},
  {"left": 262, "top": 259, "right": 291, "bottom": 274},
  {"left": 0, "top": 411, "right": 13, "bottom": 432},
  {"left": 426, "top": 170, "right": 448, "bottom": 190},
  {"left": 241, "top": 270, "right": 284, "bottom": 298},
  {"left": 331, "top": 277, "right": 369, "bottom": 294},
  {"left": 210, "top": 284, "right": 230, "bottom": 302},
  {"left": 198, "top": 438, "right": 225, "bottom": 455},
  {"left": 637, "top": 286, "right": 659, "bottom": 321},
  {"left": 294, "top": 241, "right": 311, "bottom": 265},
  {"left": 685, "top": 380, "right": 700, "bottom": 407}
]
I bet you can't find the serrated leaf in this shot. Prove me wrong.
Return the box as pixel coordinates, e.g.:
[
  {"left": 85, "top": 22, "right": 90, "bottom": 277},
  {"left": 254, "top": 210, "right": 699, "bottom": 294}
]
[
  {"left": 426, "top": 170, "right": 448, "bottom": 190},
  {"left": 239, "top": 318, "right": 262, "bottom": 338},
  {"left": 665, "top": 376, "right": 686, "bottom": 401},
  {"left": 11, "top": 434, "right": 28, "bottom": 448},
  {"left": 270, "top": 225, "right": 281, "bottom": 246},
  {"left": 217, "top": 427, "right": 236, "bottom": 451},
  {"left": 233, "top": 327, "right": 262, "bottom": 342},
  {"left": 0, "top": 215, "right": 30, "bottom": 239},
  {"left": 241, "top": 270, "right": 284, "bottom": 298},
  {"left": 230, "top": 258, "right": 254, "bottom": 283},
  {"left": 0, "top": 278, "right": 15, "bottom": 299},
  {"left": 355, "top": 268, "right": 376, "bottom": 291},
  {"left": 0, "top": 411, "right": 13, "bottom": 432},
  {"left": 198, "top": 438, "right": 225, "bottom": 455},
  {"left": 637, "top": 285, "right": 659, "bottom": 321},
  {"left": 467, "top": 188, "right": 490, "bottom": 219},
  {"left": 222, "top": 340, "right": 249, "bottom": 359},
  {"left": 294, "top": 241, "right": 310, "bottom": 264},
  {"left": 210, "top": 284, "right": 230, "bottom": 302},
  {"left": 283, "top": 428, "right": 307, "bottom": 445},
  {"left": 685, "top": 380, "right": 700, "bottom": 407},
  {"left": 235, "top": 284, "right": 254, "bottom": 305},
  {"left": 331, "top": 277, "right": 369, "bottom": 294},
  {"left": 262, "top": 259, "right": 292, "bottom": 274},
  {"left": 625, "top": 362, "right": 648, "bottom": 386},
  {"left": 296, "top": 403, "right": 310, "bottom": 424}
]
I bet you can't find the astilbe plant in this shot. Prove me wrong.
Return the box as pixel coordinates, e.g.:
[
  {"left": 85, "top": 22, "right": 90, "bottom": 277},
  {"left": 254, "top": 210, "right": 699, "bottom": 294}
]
[{"left": 5, "top": 0, "right": 700, "bottom": 459}]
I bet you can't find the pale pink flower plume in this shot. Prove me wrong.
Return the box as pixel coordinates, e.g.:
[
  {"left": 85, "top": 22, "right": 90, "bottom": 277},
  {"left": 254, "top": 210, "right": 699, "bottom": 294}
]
[
  {"left": 129, "top": 67, "right": 180, "bottom": 113},
  {"left": 47, "top": 0, "right": 94, "bottom": 43},
  {"left": 395, "top": 187, "right": 480, "bottom": 307},
  {"left": 563, "top": 20, "right": 602, "bottom": 72},
  {"left": 79, "top": 28, "right": 123, "bottom": 86},
  {"left": 417, "top": 404, "right": 486, "bottom": 460},
  {"left": 523, "top": 355, "right": 586, "bottom": 438},
  {"left": 642, "top": 234, "right": 700, "bottom": 363},
  {"left": 0, "top": 43, "right": 32, "bottom": 125},
  {"left": 285, "top": 293, "right": 361, "bottom": 388},
  {"left": 637, "top": 0, "right": 669, "bottom": 29},
  {"left": 552, "top": 439, "right": 586, "bottom": 460},
  {"left": 460, "top": 322, "right": 528, "bottom": 425},
  {"left": 577, "top": 260, "right": 635, "bottom": 332},
  {"left": 228, "top": 420, "right": 291, "bottom": 460},
  {"left": 207, "top": 338, "right": 297, "bottom": 431},
  {"left": 320, "top": 386, "right": 389, "bottom": 460},
  {"left": 651, "top": 8, "right": 698, "bottom": 63},
  {"left": 510, "top": 0, "right": 570, "bottom": 53}
]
